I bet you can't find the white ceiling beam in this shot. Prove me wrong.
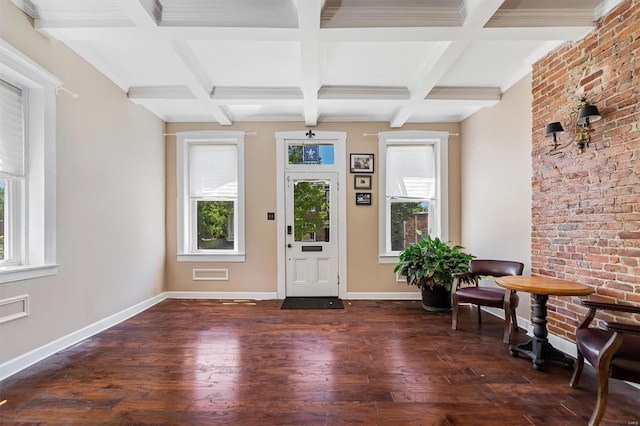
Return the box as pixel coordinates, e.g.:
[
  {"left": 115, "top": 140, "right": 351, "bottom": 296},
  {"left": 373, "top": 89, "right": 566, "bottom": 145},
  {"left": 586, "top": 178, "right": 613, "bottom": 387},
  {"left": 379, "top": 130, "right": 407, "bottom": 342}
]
[
  {"left": 390, "top": 0, "right": 506, "bottom": 128},
  {"left": 390, "top": 41, "right": 469, "bottom": 128},
  {"left": 34, "top": 24, "right": 594, "bottom": 43},
  {"left": 596, "top": 0, "right": 625, "bottom": 19},
  {"left": 320, "top": 26, "right": 594, "bottom": 42},
  {"left": 116, "top": 0, "right": 159, "bottom": 30},
  {"left": 171, "top": 41, "right": 232, "bottom": 125},
  {"left": 32, "top": 25, "right": 301, "bottom": 41},
  {"left": 128, "top": 84, "right": 501, "bottom": 103},
  {"left": 461, "top": 0, "right": 507, "bottom": 28},
  {"left": 128, "top": 86, "right": 195, "bottom": 100},
  {"left": 296, "top": 0, "right": 322, "bottom": 127}
]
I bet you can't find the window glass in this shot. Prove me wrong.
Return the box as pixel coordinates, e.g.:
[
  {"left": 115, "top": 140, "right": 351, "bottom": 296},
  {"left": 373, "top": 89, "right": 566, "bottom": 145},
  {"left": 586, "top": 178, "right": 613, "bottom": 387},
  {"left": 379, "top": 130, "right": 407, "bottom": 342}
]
[
  {"left": 196, "top": 200, "right": 235, "bottom": 250},
  {"left": 0, "top": 179, "right": 5, "bottom": 261},
  {"left": 293, "top": 179, "right": 330, "bottom": 242},
  {"left": 390, "top": 201, "right": 429, "bottom": 251},
  {"left": 288, "top": 144, "right": 335, "bottom": 165},
  {"left": 0, "top": 80, "right": 25, "bottom": 177},
  {"left": 0, "top": 78, "right": 24, "bottom": 266}
]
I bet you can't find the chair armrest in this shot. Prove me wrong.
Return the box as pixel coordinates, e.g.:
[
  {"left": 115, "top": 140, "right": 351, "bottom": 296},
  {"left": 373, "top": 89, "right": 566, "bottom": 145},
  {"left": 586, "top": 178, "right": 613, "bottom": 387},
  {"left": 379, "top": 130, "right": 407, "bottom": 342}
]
[
  {"left": 577, "top": 298, "right": 640, "bottom": 330},
  {"left": 581, "top": 298, "right": 640, "bottom": 315},
  {"left": 453, "top": 272, "right": 473, "bottom": 278},
  {"left": 452, "top": 271, "right": 475, "bottom": 289},
  {"left": 605, "top": 321, "right": 640, "bottom": 336}
]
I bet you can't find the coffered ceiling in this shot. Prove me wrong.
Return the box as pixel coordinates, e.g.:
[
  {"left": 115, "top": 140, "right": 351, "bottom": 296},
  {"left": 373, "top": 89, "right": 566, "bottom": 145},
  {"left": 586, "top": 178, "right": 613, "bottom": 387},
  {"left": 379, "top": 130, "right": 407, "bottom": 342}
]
[{"left": 11, "top": 0, "right": 622, "bottom": 126}]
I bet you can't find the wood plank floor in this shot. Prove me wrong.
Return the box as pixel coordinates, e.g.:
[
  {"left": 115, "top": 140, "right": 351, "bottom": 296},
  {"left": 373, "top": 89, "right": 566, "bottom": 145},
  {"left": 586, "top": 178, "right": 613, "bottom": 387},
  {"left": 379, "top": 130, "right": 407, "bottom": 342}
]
[{"left": 1, "top": 299, "right": 638, "bottom": 425}]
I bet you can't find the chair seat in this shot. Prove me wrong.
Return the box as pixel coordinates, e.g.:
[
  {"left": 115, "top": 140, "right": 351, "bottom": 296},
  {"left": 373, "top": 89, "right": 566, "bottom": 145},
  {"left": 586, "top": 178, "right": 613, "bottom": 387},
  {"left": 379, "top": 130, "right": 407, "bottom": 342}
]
[
  {"left": 455, "top": 287, "right": 519, "bottom": 309},
  {"left": 576, "top": 327, "right": 640, "bottom": 383}
]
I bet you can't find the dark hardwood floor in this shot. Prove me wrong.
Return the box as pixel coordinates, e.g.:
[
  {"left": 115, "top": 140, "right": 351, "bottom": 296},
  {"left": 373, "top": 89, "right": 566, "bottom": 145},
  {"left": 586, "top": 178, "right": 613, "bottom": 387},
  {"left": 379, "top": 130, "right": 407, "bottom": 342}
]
[{"left": 1, "top": 299, "right": 638, "bottom": 425}]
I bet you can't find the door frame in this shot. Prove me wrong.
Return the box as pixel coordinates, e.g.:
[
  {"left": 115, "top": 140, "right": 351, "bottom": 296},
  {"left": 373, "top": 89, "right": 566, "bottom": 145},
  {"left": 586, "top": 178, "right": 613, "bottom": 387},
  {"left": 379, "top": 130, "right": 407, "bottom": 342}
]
[{"left": 275, "top": 131, "right": 347, "bottom": 300}]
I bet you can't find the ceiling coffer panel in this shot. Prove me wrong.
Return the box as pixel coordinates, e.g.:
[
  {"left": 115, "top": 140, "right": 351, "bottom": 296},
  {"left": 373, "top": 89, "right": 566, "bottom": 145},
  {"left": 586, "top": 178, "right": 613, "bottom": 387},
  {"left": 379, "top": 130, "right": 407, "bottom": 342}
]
[{"left": 13, "top": 0, "right": 619, "bottom": 125}]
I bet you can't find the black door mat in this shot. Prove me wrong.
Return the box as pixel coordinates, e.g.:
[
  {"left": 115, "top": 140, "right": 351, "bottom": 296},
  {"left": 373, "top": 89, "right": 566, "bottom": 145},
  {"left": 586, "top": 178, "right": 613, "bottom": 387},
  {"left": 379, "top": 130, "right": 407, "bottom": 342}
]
[{"left": 281, "top": 297, "right": 344, "bottom": 310}]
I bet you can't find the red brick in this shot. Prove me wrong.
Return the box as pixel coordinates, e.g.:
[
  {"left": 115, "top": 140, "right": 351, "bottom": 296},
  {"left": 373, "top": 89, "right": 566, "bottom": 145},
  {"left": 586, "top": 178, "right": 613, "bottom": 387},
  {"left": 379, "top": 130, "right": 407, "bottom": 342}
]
[{"left": 530, "top": 0, "right": 640, "bottom": 339}]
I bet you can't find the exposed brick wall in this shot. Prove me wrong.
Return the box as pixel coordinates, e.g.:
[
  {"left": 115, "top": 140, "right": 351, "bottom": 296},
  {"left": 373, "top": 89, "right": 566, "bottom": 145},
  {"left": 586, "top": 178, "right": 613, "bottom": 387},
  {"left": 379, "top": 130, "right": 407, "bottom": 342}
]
[{"left": 531, "top": 0, "right": 640, "bottom": 341}]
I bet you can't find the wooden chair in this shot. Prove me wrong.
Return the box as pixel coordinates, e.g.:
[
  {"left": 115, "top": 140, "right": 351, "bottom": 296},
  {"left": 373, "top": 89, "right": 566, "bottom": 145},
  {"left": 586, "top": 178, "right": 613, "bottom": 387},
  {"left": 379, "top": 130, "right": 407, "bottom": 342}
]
[
  {"left": 451, "top": 259, "right": 524, "bottom": 343},
  {"left": 570, "top": 298, "right": 640, "bottom": 426}
]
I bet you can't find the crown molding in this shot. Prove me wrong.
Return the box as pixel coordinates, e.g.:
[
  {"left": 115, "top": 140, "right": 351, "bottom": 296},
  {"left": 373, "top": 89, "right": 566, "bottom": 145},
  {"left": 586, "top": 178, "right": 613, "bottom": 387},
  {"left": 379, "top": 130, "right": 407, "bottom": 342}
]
[
  {"left": 319, "top": 85, "right": 410, "bottom": 100},
  {"left": 426, "top": 86, "right": 501, "bottom": 101}
]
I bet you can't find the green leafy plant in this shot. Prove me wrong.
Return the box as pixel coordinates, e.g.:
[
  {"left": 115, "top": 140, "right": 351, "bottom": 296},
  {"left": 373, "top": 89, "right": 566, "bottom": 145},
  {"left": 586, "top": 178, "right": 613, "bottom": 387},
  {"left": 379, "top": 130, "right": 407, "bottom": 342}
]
[{"left": 393, "top": 235, "right": 475, "bottom": 292}]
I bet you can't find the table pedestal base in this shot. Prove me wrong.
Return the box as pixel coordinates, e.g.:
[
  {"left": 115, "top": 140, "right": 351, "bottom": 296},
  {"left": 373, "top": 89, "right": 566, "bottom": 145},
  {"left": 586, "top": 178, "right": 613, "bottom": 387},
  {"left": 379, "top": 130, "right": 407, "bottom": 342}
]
[
  {"left": 508, "top": 293, "right": 575, "bottom": 371},
  {"left": 509, "top": 339, "right": 574, "bottom": 371}
]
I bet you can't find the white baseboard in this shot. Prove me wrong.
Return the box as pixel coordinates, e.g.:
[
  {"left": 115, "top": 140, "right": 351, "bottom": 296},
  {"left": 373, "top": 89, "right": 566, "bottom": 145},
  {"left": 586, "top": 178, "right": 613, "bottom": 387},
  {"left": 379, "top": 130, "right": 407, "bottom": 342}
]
[
  {"left": 0, "top": 292, "right": 166, "bottom": 382},
  {"left": 346, "top": 292, "right": 421, "bottom": 300},
  {"left": 165, "top": 291, "right": 277, "bottom": 300}
]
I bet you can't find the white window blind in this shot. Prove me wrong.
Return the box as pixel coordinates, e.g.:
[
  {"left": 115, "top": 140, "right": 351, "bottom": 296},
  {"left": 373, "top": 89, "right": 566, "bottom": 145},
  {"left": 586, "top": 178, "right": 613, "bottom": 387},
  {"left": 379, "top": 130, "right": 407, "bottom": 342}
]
[
  {"left": 386, "top": 145, "right": 435, "bottom": 199},
  {"left": 0, "top": 79, "right": 25, "bottom": 177},
  {"left": 189, "top": 144, "right": 237, "bottom": 198}
]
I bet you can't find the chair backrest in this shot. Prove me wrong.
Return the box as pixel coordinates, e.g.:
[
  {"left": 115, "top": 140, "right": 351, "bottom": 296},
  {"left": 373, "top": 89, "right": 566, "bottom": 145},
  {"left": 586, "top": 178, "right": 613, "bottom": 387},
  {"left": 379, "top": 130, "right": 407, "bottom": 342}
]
[{"left": 469, "top": 259, "right": 524, "bottom": 277}]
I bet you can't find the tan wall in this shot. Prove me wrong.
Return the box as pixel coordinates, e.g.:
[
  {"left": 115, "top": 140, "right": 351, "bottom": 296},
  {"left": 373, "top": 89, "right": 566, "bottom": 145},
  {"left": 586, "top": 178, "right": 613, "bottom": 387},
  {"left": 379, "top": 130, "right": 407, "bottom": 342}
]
[
  {"left": 0, "top": 0, "right": 165, "bottom": 363},
  {"left": 165, "top": 122, "right": 461, "bottom": 294},
  {"left": 460, "top": 75, "right": 534, "bottom": 318}
]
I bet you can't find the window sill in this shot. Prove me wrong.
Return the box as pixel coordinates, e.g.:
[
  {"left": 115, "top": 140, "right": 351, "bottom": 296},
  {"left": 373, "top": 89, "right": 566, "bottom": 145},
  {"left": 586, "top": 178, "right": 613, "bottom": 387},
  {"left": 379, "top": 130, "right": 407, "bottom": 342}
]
[
  {"left": 0, "top": 264, "right": 59, "bottom": 284},
  {"left": 379, "top": 254, "right": 400, "bottom": 264},
  {"left": 177, "top": 253, "right": 245, "bottom": 263}
]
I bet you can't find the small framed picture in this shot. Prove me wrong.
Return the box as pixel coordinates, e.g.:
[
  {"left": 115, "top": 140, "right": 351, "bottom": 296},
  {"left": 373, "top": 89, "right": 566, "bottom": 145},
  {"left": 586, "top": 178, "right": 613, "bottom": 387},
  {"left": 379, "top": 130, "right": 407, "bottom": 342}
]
[
  {"left": 355, "top": 192, "right": 372, "bottom": 205},
  {"left": 350, "top": 153, "right": 374, "bottom": 173},
  {"left": 354, "top": 175, "right": 371, "bottom": 190}
]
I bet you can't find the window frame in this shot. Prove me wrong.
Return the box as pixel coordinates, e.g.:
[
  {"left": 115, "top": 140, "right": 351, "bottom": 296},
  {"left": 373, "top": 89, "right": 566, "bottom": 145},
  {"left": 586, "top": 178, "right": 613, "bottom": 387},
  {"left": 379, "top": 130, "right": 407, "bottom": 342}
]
[
  {"left": 0, "top": 40, "right": 59, "bottom": 284},
  {"left": 378, "top": 130, "right": 449, "bottom": 263},
  {"left": 176, "top": 131, "right": 246, "bottom": 262}
]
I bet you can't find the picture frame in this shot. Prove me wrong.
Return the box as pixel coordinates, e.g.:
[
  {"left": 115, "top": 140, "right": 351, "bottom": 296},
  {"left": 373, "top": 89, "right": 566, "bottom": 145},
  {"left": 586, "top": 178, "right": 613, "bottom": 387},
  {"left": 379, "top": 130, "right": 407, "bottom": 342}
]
[
  {"left": 350, "top": 153, "right": 374, "bottom": 173},
  {"left": 354, "top": 175, "right": 371, "bottom": 190},
  {"left": 355, "top": 192, "right": 372, "bottom": 205}
]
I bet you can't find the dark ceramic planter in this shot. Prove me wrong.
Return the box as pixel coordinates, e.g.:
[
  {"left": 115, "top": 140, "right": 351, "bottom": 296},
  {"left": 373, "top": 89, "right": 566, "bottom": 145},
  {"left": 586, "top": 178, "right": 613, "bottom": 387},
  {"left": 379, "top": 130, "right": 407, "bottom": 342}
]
[{"left": 421, "top": 285, "right": 452, "bottom": 313}]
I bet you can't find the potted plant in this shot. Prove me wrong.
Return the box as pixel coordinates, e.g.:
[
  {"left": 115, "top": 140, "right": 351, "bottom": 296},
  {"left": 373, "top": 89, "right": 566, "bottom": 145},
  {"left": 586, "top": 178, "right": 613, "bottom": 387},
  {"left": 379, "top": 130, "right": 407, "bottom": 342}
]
[{"left": 394, "top": 235, "right": 475, "bottom": 312}]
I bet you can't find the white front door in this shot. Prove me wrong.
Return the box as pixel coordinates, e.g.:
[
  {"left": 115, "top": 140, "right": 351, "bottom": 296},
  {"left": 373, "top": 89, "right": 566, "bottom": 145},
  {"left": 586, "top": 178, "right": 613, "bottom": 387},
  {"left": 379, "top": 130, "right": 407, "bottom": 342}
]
[{"left": 285, "top": 172, "right": 339, "bottom": 297}]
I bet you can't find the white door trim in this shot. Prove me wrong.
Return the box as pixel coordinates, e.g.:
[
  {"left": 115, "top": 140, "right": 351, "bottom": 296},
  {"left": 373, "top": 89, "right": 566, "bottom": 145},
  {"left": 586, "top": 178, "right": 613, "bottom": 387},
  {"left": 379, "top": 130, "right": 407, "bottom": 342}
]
[{"left": 275, "top": 131, "right": 347, "bottom": 300}]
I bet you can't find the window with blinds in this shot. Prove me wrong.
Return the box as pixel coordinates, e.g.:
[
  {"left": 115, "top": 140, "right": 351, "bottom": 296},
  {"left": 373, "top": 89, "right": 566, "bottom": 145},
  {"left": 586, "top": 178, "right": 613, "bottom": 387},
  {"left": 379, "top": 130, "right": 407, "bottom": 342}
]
[
  {"left": 0, "top": 80, "right": 25, "bottom": 178},
  {"left": 385, "top": 145, "right": 435, "bottom": 251},
  {"left": 378, "top": 131, "right": 449, "bottom": 259},
  {"left": 0, "top": 39, "right": 59, "bottom": 282},
  {"left": 176, "top": 131, "right": 245, "bottom": 261},
  {"left": 0, "top": 78, "right": 25, "bottom": 263},
  {"left": 189, "top": 144, "right": 238, "bottom": 251}
]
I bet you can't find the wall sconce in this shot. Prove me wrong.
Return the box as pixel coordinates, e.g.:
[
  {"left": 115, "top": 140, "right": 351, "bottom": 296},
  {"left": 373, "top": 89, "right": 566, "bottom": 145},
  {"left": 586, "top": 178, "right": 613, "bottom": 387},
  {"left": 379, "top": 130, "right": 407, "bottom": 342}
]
[{"left": 545, "top": 95, "right": 602, "bottom": 155}]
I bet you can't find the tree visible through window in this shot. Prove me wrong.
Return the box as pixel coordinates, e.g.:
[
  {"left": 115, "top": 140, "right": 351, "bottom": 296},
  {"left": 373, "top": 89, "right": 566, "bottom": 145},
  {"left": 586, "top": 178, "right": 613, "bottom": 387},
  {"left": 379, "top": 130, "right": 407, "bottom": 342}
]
[
  {"left": 390, "top": 201, "right": 429, "bottom": 251},
  {"left": 197, "top": 200, "right": 234, "bottom": 249},
  {"left": 293, "top": 180, "right": 330, "bottom": 242}
]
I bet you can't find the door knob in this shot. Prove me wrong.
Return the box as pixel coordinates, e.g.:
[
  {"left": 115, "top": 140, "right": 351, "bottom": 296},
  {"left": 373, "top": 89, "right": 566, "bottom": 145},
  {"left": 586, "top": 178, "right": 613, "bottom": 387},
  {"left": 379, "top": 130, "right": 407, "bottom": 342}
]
[{"left": 287, "top": 244, "right": 292, "bottom": 248}]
